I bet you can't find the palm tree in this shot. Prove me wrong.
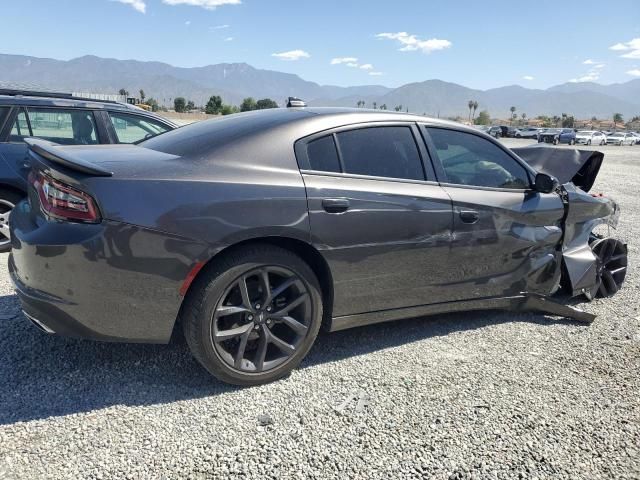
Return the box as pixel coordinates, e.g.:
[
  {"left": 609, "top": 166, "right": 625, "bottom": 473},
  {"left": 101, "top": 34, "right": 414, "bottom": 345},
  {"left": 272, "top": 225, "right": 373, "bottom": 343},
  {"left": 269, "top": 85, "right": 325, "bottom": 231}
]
[
  {"left": 552, "top": 115, "right": 561, "bottom": 127},
  {"left": 521, "top": 112, "right": 527, "bottom": 126},
  {"left": 373, "top": 102, "right": 377, "bottom": 110},
  {"left": 468, "top": 100, "right": 474, "bottom": 123},
  {"left": 380, "top": 104, "right": 387, "bottom": 110},
  {"left": 472, "top": 101, "right": 479, "bottom": 122},
  {"left": 394, "top": 105, "right": 403, "bottom": 112},
  {"left": 613, "top": 113, "right": 623, "bottom": 131},
  {"left": 509, "top": 106, "right": 516, "bottom": 126},
  {"left": 139, "top": 89, "right": 146, "bottom": 102}
]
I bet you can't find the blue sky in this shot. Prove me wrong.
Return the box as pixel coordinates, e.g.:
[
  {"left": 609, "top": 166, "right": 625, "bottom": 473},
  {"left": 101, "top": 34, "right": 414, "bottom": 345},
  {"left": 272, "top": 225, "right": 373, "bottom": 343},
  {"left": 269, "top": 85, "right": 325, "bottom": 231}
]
[{"left": 2, "top": 0, "right": 640, "bottom": 89}]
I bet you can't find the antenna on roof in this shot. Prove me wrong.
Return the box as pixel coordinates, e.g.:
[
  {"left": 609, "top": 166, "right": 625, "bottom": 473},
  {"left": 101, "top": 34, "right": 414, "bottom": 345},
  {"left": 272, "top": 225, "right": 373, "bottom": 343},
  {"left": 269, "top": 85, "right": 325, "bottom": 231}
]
[{"left": 286, "top": 97, "right": 306, "bottom": 108}]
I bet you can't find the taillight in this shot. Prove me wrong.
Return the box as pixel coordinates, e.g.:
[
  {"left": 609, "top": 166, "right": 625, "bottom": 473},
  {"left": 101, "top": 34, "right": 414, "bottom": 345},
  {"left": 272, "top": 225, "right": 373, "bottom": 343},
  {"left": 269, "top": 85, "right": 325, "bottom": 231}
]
[{"left": 29, "top": 171, "right": 100, "bottom": 223}]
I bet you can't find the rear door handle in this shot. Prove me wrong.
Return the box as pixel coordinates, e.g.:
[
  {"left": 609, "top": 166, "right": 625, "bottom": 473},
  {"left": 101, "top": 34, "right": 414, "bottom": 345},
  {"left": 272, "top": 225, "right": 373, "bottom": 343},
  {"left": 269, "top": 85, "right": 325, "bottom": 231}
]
[
  {"left": 459, "top": 210, "right": 480, "bottom": 224},
  {"left": 322, "top": 198, "right": 350, "bottom": 214}
]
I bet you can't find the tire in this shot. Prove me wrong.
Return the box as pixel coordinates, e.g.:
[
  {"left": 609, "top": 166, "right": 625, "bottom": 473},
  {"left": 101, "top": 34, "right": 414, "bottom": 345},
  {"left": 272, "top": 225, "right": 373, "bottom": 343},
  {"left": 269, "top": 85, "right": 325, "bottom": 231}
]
[
  {"left": 587, "top": 140, "right": 591, "bottom": 145},
  {"left": 181, "top": 244, "right": 323, "bottom": 386},
  {"left": 553, "top": 137, "right": 559, "bottom": 145},
  {"left": 589, "top": 237, "right": 627, "bottom": 298},
  {"left": 0, "top": 189, "right": 24, "bottom": 254}
]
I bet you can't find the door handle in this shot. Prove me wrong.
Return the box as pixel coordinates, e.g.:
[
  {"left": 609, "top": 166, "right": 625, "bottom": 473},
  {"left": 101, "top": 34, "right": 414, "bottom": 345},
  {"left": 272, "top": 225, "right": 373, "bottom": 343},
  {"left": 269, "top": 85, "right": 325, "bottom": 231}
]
[
  {"left": 322, "top": 198, "right": 350, "bottom": 214},
  {"left": 459, "top": 210, "right": 480, "bottom": 224}
]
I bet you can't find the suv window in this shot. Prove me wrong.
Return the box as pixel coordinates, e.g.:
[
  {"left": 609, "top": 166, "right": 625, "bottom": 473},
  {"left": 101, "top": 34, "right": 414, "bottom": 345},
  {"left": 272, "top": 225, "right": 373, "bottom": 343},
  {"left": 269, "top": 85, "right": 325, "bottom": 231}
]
[
  {"left": 28, "top": 108, "right": 98, "bottom": 145},
  {"left": 335, "top": 126, "right": 424, "bottom": 180},
  {"left": 306, "top": 135, "right": 341, "bottom": 173},
  {"left": 427, "top": 127, "right": 530, "bottom": 189},
  {"left": 9, "top": 109, "right": 31, "bottom": 141},
  {"left": 109, "top": 112, "right": 170, "bottom": 144}
]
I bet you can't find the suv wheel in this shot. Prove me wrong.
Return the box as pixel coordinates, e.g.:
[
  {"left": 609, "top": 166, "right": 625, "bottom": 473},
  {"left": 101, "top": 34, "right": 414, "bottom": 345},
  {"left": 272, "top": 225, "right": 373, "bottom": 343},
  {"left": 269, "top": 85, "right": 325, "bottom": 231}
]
[
  {"left": 0, "top": 189, "right": 23, "bottom": 253},
  {"left": 181, "top": 244, "right": 323, "bottom": 386},
  {"left": 589, "top": 237, "right": 627, "bottom": 298}
]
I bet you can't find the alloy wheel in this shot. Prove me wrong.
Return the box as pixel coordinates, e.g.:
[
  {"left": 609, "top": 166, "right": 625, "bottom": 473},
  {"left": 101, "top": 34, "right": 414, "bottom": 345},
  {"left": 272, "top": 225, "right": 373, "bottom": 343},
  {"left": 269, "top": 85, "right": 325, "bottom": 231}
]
[
  {"left": 0, "top": 199, "right": 15, "bottom": 250},
  {"left": 210, "top": 266, "right": 312, "bottom": 373},
  {"left": 591, "top": 237, "right": 627, "bottom": 297}
]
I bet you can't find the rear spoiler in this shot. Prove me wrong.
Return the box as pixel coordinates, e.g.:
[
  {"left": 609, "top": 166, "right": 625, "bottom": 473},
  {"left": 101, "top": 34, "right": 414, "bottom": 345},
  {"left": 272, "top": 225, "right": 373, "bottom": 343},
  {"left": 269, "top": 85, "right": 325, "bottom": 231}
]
[{"left": 24, "top": 138, "right": 113, "bottom": 177}]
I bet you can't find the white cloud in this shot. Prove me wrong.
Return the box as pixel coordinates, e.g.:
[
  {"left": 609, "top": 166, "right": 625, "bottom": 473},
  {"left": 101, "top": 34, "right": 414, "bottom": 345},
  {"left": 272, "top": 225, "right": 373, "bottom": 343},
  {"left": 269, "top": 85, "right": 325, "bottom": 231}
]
[
  {"left": 224, "top": 37, "right": 234, "bottom": 42},
  {"left": 376, "top": 32, "right": 451, "bottom": 53},
  {"left": 583, "top": 59, "right": 596, "bottom": 65},
  {"left": 359, "top": 63, "right": 374, "bottom": 70},
  {"left": 594, "top": 64, "right": 605, "bottom": 69},
  {"left": 113, "top": 0, "right": 146, "bottom": 13},
  {"left": 369, "top": 71, "right": 384, "bottom": 76},
  {"left": 522, "top": 75, "right": 534, "bottom": 81},
  {"left": 211, "top": 24, "right": 229, "bottom": 30},
  {"left": 331, "top": 57, "right": 358, "bottom": 65},
  {"left": 272, "top": 50, "right": 310, "bottom": 61},
  {"left": 610, "top": 38, "right": 640, "bottom": 59},
  {"left": 569, "top": 72, "right": 600, "bottom": 83},
  {"left": 627, "top": 69, "right": 640, "bottom": 77},
  {"left": 345, "top": 62, "right": 359, "bottom": 68},
  {"left": 185, "top": 20, "right": 191, "bottom": 25},
  {"left": 162, "top": 0, "right": 241, "bottom": 10}
]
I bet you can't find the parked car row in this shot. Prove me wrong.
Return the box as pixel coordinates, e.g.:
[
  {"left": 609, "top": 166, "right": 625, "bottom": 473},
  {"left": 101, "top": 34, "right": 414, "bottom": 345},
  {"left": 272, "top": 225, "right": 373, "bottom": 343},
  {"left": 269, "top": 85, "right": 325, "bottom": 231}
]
[{"left": 477, "top": 124, "right": 640, "bottom": 146}]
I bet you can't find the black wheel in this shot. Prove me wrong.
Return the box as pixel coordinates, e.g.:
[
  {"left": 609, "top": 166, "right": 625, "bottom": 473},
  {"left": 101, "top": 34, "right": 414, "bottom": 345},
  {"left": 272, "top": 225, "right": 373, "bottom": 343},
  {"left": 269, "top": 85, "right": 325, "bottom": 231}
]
[
  {"left": 0, "top": 189, "right": 24, "bottom": 254},
  {"left": 553, "top": 137, "right": 559, "bottom": 145},
  {"left": 181, "top": 244, "right": 323, "bottom": 386},
  {"left": 590, "top": 237, "right": 627, "bottom": 298},
  {"left": 587, "top": 140, "right": 591, "bottom": 145}
]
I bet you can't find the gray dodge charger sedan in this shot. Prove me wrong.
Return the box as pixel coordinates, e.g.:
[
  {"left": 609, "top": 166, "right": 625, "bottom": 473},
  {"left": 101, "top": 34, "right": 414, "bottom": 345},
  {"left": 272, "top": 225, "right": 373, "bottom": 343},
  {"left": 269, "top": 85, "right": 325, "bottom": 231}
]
[{"left": 9, "top": 107, "right": 627, "bottom": 385}]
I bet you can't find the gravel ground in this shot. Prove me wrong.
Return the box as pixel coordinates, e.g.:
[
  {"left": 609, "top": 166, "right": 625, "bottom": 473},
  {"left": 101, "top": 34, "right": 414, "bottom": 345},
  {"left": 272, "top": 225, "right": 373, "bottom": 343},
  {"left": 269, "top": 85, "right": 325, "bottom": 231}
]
[{"left": 0, "top": 140, "right": 638, "bottom": 479}]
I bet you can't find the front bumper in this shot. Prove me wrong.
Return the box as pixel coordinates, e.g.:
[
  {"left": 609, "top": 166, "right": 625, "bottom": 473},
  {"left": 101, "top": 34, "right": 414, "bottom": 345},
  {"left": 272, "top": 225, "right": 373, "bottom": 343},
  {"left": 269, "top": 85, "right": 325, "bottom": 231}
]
[{"left": 9, "top": 199, "right": 205, "bottom": 343}]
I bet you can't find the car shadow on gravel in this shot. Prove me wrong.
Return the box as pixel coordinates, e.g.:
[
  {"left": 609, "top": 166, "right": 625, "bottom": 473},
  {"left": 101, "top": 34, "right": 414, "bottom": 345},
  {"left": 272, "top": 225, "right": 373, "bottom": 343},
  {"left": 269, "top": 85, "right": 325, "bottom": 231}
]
[{"left": 0, "top": 293, "right": 581, "bottom": 425}]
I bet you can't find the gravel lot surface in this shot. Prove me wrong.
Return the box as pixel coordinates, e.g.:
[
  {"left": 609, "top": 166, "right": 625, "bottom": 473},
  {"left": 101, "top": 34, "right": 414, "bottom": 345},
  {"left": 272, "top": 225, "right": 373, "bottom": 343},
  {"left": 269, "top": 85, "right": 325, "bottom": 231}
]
[{"left": 0, "top": 139, "right": 638, "bottom": 479}]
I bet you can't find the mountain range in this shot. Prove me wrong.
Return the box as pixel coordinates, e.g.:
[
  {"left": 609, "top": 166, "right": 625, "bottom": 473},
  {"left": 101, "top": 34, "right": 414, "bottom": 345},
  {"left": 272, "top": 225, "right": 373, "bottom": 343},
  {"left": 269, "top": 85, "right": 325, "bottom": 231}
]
[{"left": 1, "top": 53, "right": 639, "bottom": 119}]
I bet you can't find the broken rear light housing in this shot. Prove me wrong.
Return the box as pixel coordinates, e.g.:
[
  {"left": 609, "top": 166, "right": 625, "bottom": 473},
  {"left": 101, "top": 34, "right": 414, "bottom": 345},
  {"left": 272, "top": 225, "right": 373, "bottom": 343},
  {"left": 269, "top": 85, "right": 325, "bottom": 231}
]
[{"left": 29, "top": 171, "right": 101, "bottom": 223}]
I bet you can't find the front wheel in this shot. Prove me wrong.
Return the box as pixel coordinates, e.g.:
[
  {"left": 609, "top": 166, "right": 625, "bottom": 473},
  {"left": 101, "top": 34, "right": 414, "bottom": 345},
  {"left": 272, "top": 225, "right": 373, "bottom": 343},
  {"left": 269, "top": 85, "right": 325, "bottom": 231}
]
[
  {"left": 590, "top": 237, "right": 627, "bottom": 298},
  {"left": 0, "top": 189, "right": 24, "bottom": 254},
  {"left": 553, "top": 137, "right": 559, "bottom": 145},
  {"left": 181, "top": 244, "right": 323, "bottom": 386}
]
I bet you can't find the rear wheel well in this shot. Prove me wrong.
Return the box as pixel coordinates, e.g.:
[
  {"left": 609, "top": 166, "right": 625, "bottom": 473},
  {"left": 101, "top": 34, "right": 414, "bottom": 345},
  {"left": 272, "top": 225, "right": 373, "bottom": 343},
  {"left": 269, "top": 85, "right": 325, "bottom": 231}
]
[
  {"left": 0, "top": 184, "right": 26, "bottom": 202},
  {"left": 180, "top": 237, "right": 334, "bottom": 332}
]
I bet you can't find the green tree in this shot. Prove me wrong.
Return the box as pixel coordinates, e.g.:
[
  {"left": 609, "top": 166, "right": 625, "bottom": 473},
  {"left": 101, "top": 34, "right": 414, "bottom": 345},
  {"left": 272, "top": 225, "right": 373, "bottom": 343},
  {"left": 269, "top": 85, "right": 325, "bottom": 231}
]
[
  {"left": 394, "top": 105, "right": 403, "bottom": 112},
  {"left": 468, "top": 100, "right": 474, "bottom": 123},
  {"left": 240, "top": 97, "right": 258, "bottom": 112},
  {"left": 521, "top": 113, "right": 527, "bottom": 125},
  {"left": 118, "top": 88, "right": 129, "bottom": 97},
  {"left": 220, "top": 104, "right": 240, "bottom": 115},
  {"left": 139, "top": 89, "right": 146, "bottom": 102},
  {"left": 552, "top": 115, "right": 561, "bottom": 127},
  {"left": 475, "top": 110, "right": 491, "bottom": 125},
  {"left": 256, "top": 98, "right": 278, "bottom": 110},
  {"left": 509, "top": 106, "right": 517, "bottom": 125},
  {"left": 205, "top": 95, "right": 223, "bottom": 115},
  {"left": 146, "top": 98, "right": 159, "bottom": 112},
  {"left": 373, "top": 102, "right": 377, "bottom": 110},
  {"left": 174, "top": 97, "right": 186, "bottom": 113},
  {"left": 472, "top": 101, "right": 479, "bottom": 121},
  {"left": 186, "top": 100, "right": 195, "bottom": 112},
  {"left": 379, "top": 104, "right": 387, "bottom": 110},
  {"left": 562, "top": 114, "right": 575, "bottom": 128},
  {"left": 613, "top": 113, "right": 623, "bottom": 130}
]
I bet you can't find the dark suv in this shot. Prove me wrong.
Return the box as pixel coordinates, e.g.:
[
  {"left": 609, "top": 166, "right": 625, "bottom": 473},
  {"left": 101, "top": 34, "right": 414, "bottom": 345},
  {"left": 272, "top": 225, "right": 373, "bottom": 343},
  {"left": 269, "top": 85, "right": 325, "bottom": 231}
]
[{"left": 0, "top": 89, "right": 177, "bottom": 251}]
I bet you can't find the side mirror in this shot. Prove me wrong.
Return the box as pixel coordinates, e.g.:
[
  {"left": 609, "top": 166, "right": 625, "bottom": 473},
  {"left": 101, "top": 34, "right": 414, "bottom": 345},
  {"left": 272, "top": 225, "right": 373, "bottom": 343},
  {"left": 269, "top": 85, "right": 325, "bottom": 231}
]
[{"left": 534, "top": 173, "right": 559, "bottom": 193}]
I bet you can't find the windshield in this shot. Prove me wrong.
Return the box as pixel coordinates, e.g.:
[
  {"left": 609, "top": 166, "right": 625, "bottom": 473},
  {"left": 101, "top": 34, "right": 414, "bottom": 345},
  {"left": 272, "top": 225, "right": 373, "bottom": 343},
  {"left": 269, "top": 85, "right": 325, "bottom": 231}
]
[{"left": 577, "top": 131, "right": 593, "bottom": 135}]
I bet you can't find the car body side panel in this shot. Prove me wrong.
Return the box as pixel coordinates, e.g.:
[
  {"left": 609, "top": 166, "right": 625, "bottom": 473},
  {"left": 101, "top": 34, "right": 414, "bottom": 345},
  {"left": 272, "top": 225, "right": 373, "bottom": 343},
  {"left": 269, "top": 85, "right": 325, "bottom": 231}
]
[
  {"left": 441, "top": 186, "right": 565, "bottom": 300},
  {"left": 10, "top": 200, "right": 209, "bottom": 342},
  {"left": 303, "top": 173, "right": 453, "bottom": 316}
]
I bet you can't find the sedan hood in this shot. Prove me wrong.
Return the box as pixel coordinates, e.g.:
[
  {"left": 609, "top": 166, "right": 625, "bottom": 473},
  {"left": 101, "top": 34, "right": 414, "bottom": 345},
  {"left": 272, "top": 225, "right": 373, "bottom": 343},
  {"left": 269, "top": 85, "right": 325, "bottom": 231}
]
[{"left": 512, "top": 145, "right": 603, "bottom": 192}]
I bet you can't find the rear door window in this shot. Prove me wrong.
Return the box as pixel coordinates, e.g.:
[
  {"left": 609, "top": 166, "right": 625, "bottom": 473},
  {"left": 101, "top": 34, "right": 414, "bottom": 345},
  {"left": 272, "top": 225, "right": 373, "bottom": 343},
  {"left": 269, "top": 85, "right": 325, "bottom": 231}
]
[
  {"left": 109, "top": 112, "right": 171, "bottom": 144},
  {"left": 335, "top": 126, "right": 425, "bottom": 181},
  {"left": 27, "top": 108, "right": 98, "bottom": 145}
]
